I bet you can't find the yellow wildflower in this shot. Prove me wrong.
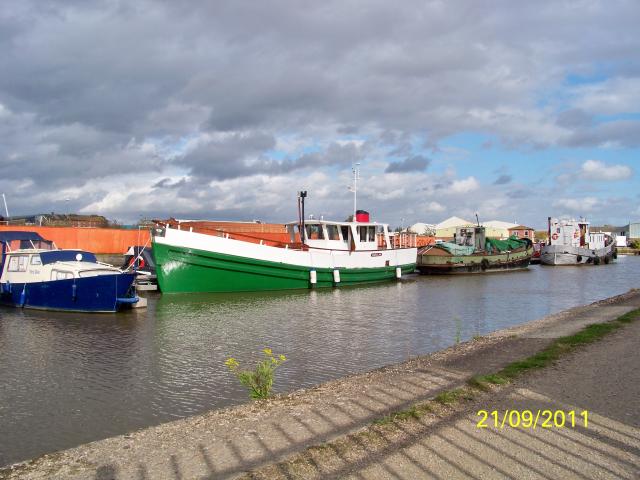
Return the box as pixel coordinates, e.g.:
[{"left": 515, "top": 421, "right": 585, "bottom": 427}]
[
  {"left": 224, "top": 357, "right": 239, "bottom": 369},
  {"left": 263, "top": 348, "right": 273, "bottom": 356},
  {"left": 279, "top": 354, "right": 286, "bottom": 361}
]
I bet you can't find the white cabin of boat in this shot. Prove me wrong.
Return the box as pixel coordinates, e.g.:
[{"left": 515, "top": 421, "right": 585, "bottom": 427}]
[
  {"left": 548, "top": 218, "right": 608, "bottom": 250},
  {"left": 286, "top": 220, "right": 397, "bottom": 251},
  {"left": 0, "top": 232, "right": 122, "bottom": 285}
]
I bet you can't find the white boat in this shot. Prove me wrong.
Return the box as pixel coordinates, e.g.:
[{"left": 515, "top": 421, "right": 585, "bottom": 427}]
[
  {"left": 541, "top": 218, "right": 616, "bottom": 266},
  {"left": 152, "top": 194, "right": 417, "bottom": 293}
]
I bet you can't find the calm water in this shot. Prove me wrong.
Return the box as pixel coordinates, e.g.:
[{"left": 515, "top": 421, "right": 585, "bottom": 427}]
[{"left": 1, "top": 257, "right": 639, "bottom": 465}]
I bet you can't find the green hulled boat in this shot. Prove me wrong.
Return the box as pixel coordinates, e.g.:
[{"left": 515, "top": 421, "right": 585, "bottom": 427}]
[{"left": 152, "top": 214, "right": 417, "bottom": 293}]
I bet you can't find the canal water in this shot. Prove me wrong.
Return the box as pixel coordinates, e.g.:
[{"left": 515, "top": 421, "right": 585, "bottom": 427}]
[{"left": 1, "top": 257, "right": 638, "bottom": 465}]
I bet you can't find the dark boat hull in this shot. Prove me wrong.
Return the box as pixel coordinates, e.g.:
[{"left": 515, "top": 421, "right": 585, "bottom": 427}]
[
  {"left": 417, "top": 246, "right": 533, "bottom": 275},
  {"left": 0, "top": 273, "right": 137, "bottom": 312}
]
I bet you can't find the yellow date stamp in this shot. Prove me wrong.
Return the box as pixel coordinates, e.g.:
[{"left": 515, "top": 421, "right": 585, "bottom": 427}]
[{"left": 476, "top": 409, "right": 588, "bottom": 429}]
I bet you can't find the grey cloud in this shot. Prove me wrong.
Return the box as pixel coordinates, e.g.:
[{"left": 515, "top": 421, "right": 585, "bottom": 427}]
[
  {"left": 179, "top": 134, "right": 366, "bottom": 181},
  {"left": 493, "top": 174, "right": 512, "bottom": 185},
  {"left": 337, "top": 125, "right": 359, "bottom": 134},
  {"left": 506, "top": 188, "right": 533, "bottom": 199},
  {"left": 565, "top": 120, "right": 640, "bottom": 148},
  {"left": 152, "top": 178, "right": 187, "bottom": 189},
  {"left": 1, "top": 0, "right": 639, "bottom": 221},
  {"left": 385, "top": 155, "right": 431, "bottom": 173},
  {"left": 556, "top": 109, "right": 593, "bottom": 128}
]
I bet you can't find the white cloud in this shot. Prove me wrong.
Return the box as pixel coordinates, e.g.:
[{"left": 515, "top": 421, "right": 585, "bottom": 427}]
[
  {"left": 424, "top": 201, "right": 445, "bottom": 213},
  {"left": 580, "top": 160, "right": 633, "bottom": 181},
  {"left": 553, "top": 197, "right": 599, "bottom": 212},
  {"left": 572, "top": 78, "right": 640, "bottom": 116},
  {"left": 0, "top": 103, "right": 10, "bottom": 118},
  {"left": 450, "top": 177, "right": 480, "bottom": 194}
]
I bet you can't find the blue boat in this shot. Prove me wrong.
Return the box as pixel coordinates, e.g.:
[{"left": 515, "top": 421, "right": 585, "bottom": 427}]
[{"left": 0, "top": 231, "right": 138, "bottom": 313}]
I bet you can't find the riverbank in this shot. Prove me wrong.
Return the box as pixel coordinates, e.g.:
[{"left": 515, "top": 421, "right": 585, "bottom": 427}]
[{"left": 2, "top": 289, "right": 639, "bottom": 480}]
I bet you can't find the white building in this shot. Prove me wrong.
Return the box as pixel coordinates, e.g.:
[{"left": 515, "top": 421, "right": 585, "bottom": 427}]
[
  {"left": 409, "top": 222, "right": 436, "bottom": 236},
  {"left": 482, "top": 220, "right": 520, "bottom": 239},
  {"left": 435, "top": 216, "right": 474, "bottom": 238}
]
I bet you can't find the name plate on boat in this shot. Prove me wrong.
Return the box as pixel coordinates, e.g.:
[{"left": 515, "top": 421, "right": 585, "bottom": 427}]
[{"left": 371, "top": 252, "right": 382, "bottom": 257}]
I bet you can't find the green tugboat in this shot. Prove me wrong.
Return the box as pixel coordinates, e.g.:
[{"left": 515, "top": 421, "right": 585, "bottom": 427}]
[{"left": 417, "top": 225, "right": 533, "bottom": 274}]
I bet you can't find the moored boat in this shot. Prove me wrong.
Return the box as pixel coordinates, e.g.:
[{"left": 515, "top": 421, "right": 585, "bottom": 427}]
[
  {"left": 416, "top": 226, "right": 533, "bottom": 274},
  {"left": 151, "top": 194, "right": 417, "bottom": 293},
  {"left": 122, "top": 245, "right": 158, "bottom": 291},
  {"left": 540, "top": 218, "right": 616, "bottom": 266},
  {"left": 530, "top": 241, "right": 545, "bottom": 265},
  {"left": 0, "top": 231, "right": 138, "bottom": 312}
]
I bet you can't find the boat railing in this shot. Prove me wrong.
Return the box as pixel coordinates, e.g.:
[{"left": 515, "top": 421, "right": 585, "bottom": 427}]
[
  {"left": 159, "top": 221, "right": 306, "bottom": 250},
  {"left": 384, "top": 232, "right": 418, "bottom": 249}
]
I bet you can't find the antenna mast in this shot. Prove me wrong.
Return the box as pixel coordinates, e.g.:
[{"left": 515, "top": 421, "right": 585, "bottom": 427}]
[
  {"left": 352, "top": 163, "right": 360, "bottom": 219},
  {"left": 2, "top": 193, "right": 9, "bottom": 219}
]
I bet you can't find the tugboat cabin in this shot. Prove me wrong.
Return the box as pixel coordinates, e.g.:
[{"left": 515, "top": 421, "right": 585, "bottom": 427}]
[
  {"left": 452, "top": 226, "right": 486, "bottom": 251},
  {"left": 286, "top": 220, "right": 395, "bottom": 251}
]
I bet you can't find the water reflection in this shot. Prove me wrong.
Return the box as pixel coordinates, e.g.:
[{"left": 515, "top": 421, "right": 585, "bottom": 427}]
[{"left": 0, "top": 257, "right": 638, "bottom": 465}]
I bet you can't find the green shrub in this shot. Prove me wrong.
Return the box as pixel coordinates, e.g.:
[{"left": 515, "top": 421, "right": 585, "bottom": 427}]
[{"left": 225, "top": 348, "right": 287, "bottom": 399}]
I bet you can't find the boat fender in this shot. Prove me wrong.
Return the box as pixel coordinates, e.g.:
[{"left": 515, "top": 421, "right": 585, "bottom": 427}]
[
  {"left": 576, "top": 255, "right": 582, "bottom": 263},
  {"left": 72, "top": 282, "right": 77, "bottom": 301},
  {"left": 333, "top": 269, "right": 341, "bottom": 284},
  {"left": 481, "top": 259, "right": 489, "bottom": 271},
  {"left": 395, "top": 267, "right": 402, "bottom": 279},
  {"left": 594, "top": 256, "right": 601, "bottom": 265},
  {"left": 613, "top": 250, "right": 618, "bottom": 259},
  {"left": 19, "top": 286, "right": 26, "bottom": 307},
  {"left": 604, "top": 256, "right": 610, "bottom": 264},
  {"left": 309, "top": 270, "right": 317, "bottom": 285}
]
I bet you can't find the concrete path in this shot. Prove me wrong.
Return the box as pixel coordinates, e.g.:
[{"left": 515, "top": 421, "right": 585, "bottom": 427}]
[
  {"left": 307, "top": 308, "right": 640, "bottom": 479},
  {"left": 2, "top": 291, "right": 639, "bottom": 480}
]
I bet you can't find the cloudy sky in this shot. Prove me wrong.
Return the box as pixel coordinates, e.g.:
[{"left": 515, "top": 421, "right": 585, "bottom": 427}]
[{"left": 1, "top": 0, "right": 638, "bottom": 228}]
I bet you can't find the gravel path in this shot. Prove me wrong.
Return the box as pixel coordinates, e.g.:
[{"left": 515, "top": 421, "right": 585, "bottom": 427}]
[{"left": 2, "top": 290, "right": 639, "bottom": 480}]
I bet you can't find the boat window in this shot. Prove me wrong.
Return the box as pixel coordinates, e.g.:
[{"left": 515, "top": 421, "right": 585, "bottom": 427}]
[
  {"left": 78, "top": 269, "right": 119, "bottom": 278},
  {"left": 326, "top": 224, "right": 340, "bottom": 241},
  {"left": 18, "top": 256, "right": 28, "bottom": 271},
  {"left": 51, "top": 270, "right": 74, "bottom": 280},
  {"left": 30, "top": 255, "right": 42, "bottom": 266},
  {"left": 359, "top": 226, "right": 368, "bottom": 242},
  {"left": 340, "top": 226, "right": 349, "bottom": 242},
  {"left": 305, "top": 224, "right": 324, "bottom": 240},
  {"left": 7, "top": 256, "right": 20, "bottom": 272},
  {"left": 368, "top": 226, "right": 376, "bottom": 241}
]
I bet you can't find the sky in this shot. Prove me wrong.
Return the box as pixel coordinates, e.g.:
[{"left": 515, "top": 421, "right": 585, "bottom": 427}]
[{"left": 0, "top": 0, "right": 638, "bottom": 229}]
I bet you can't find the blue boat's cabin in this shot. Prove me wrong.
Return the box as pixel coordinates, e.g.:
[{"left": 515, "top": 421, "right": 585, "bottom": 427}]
[{"left": 0, "top": 232, "right": 123, "bottom": 286}]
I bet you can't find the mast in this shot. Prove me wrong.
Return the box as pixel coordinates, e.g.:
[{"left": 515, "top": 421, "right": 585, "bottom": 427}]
[
  {"left": 352, "top": 163, "right": 360, "bottom": 219},
  {"left": 2, "top": 193, "right": 9, "bottom": 219}
]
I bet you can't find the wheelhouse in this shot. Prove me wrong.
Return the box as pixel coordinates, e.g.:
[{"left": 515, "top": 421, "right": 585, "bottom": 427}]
[{"left": 286, "top": 220, "right": 394, "bottom": 251}]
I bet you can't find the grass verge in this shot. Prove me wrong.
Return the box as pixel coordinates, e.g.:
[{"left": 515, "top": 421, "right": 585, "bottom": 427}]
[
  {"left": 472, "top": 307, "right": 640, "bottom": 388},
  {"left": 374, "top": 308, "right": 640, "bottom": 430}
]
